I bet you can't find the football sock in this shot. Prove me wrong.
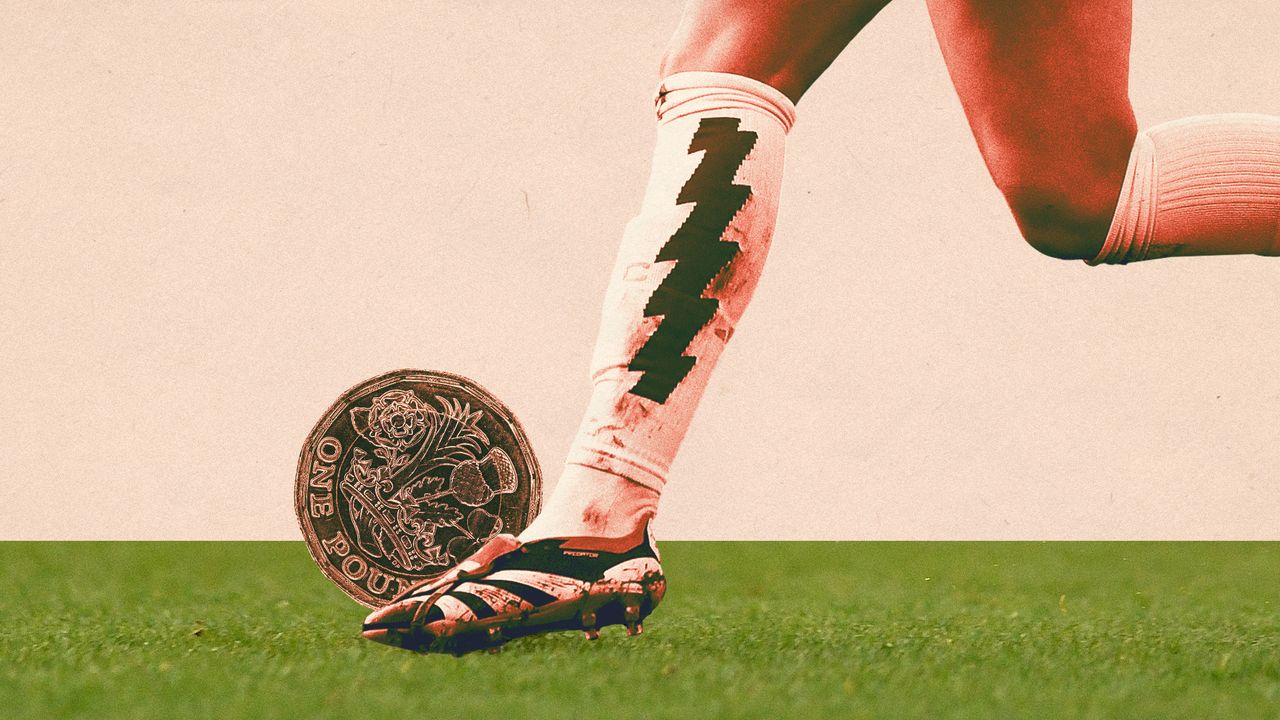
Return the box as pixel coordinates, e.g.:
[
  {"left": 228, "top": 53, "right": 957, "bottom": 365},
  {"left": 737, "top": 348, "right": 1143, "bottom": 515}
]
[
  {"left": 1090, "top": 114, "right": 1280, "bottom": 264},
  {"left": 519, "top": 71, "right": 796, "bottom": 542}
]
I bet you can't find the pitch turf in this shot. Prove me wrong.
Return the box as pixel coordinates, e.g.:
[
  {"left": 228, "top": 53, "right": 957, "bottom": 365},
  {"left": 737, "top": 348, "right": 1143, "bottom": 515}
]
[{"left": 3, "top": 543, "right": 1279, "bottom": 719}]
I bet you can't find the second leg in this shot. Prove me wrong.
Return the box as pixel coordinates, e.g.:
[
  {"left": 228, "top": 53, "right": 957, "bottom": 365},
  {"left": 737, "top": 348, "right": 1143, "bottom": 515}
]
[{"left": 927, "top": 0, "right": 1137, "bottom": 260}]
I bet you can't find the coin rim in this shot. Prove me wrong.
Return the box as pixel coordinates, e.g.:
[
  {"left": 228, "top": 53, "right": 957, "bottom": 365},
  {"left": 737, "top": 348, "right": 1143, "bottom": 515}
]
[{"left": 295, "top": 369, "right": 542, "bottom": 608}]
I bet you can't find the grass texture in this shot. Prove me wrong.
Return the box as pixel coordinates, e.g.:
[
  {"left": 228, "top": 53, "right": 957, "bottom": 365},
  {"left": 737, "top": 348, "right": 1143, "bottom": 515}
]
[{"left": 2, "top": 542, "right": 1278, "bottom": 719}]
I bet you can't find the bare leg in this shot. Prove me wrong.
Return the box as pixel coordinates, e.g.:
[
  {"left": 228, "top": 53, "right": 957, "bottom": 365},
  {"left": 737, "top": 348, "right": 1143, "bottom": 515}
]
[
  {"left": 662, "top": 0, "right": 895, "bottom": 103},
  {"left": 931, "top": 1, "right": 1280, "bottom": 263},
  {"left": 926, "top": 0, "right": 1137, "bottom": 259}
]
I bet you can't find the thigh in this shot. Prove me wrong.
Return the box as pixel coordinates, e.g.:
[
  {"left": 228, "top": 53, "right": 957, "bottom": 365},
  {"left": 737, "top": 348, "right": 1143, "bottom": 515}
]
[
  {"left": 662, "top": 0, "right": 896, "bottom": 103},
  {"left": 926, "top": 0, "right": 1137, "bottom": 238}
]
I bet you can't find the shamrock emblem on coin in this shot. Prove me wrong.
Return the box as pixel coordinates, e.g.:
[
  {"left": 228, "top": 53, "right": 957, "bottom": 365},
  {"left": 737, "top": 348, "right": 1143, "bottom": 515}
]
[
  {"left": 343, "top": 392, "right": 520, "bottom": 570},
  {"left": 296, "top": 370, "right": 540, "bottom": 607}
]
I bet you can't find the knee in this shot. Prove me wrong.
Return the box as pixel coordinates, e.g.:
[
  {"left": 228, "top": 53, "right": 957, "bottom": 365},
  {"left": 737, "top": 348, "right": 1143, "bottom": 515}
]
[
  {"left": 1001, "top": 183, "right": 1118, "bottom": 261},
  {"left": 994, "top": 141, "right": 1135, "bottom": 261},
  {"left": 979, "top": 113, "right": 1137, "bottom": 261}
]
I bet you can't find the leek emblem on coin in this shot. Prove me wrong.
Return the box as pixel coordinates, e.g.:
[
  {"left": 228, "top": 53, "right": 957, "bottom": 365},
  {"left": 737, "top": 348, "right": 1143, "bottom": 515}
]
[{"left": 296, "top": 370, "right": 541, "bottom": 607}]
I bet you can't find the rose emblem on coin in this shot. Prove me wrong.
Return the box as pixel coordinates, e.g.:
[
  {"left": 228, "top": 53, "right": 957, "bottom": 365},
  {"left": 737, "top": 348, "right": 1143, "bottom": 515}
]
[{"left": 296, "top": 370, "right": 540, "bottom": 607}]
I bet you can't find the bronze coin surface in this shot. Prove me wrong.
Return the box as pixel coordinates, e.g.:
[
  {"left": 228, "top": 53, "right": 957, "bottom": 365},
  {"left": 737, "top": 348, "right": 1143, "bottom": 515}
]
[{"left": 296, "top": 369, "right": 541, "bottom": 607}]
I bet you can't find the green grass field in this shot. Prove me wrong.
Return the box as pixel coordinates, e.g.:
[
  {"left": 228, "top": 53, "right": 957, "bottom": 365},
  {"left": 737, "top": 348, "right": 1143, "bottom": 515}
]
[{"left": 3, "top": 542, "right": 1278, "bottom": 719}]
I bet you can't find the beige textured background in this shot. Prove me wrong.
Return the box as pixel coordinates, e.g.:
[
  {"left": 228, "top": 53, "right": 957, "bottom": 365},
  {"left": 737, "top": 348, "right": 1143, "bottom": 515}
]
[{"left": 3, "top": 2, "right": 1279, "bottom": 540}]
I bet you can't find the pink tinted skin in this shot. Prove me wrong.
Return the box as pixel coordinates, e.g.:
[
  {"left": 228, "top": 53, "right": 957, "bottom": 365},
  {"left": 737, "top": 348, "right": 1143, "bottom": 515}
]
[
  {"left": 660, "top": 0, "right": 1139, "bottom": 260},
  {"left": 660, "top": 0, "right": 896, "bottom": 104},
  {"left": 926, "top": 0, "right": 1137, "bottom": 260}
]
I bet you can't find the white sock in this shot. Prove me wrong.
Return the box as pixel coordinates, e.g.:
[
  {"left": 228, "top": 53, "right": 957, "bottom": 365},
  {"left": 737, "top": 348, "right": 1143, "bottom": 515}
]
[
  {"left": 1090, "top": 114, "right": 1280, "bottom": 264},
  {"left": 520, "top": 72, "right": 796, "bottom": 541}
]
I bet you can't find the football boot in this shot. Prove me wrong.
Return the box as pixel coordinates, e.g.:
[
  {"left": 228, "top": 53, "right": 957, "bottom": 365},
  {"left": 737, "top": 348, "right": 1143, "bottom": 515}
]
[{"left": 361, "top": 520, "right": 665, "bottom": 653}]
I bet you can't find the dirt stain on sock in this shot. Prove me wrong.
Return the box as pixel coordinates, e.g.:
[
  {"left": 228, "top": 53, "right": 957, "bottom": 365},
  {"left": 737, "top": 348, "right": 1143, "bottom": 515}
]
[{"left": 580, "top": 501, "right": 608, "bottom": 532}]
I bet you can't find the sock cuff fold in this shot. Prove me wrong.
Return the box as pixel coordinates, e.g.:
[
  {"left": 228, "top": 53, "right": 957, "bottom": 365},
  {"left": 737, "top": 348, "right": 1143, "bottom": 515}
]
[
  {"left": 1090, "top": 113, "right": 1280, "bottom": 265},
  {"left": 654, "top": 71, "right": 797, "bottom": 133},
  {"left": 1089, "top": 131, "right": 1156, "bottom": 265}
]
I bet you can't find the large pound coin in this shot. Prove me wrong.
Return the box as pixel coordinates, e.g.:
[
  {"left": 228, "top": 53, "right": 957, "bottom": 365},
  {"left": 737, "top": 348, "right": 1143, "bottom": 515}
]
[{"left": 296, "top": 369, "right": 541, "bottom": 607}]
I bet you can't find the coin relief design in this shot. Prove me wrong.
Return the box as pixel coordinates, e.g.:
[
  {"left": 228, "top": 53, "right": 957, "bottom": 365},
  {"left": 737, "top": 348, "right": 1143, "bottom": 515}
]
[{"left": 296, "top": 371, "right": 540, "bottom": 607}]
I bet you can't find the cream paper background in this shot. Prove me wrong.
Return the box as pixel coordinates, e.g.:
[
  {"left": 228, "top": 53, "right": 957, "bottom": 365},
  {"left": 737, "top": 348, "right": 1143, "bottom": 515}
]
[{"left": 3, "top": 2, "right": 1279, "bottom": 540}]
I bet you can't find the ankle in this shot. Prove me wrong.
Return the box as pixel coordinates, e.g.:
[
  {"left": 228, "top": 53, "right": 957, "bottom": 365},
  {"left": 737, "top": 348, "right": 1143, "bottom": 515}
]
[{"left": 518, "top": 466, "right": 659, "bottom": 542}]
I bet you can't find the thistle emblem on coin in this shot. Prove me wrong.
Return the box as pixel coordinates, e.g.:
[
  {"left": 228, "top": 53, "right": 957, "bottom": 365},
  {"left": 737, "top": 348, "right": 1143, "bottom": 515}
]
[{"left": 296, "top": 370, "right": 540, "bottom": 607}]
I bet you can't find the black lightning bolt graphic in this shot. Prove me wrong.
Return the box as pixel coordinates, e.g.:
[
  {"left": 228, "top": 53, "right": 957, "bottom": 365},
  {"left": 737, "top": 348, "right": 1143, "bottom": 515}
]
[{"left": 627, "top": 117, "right": 758, "bottom": 403}]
